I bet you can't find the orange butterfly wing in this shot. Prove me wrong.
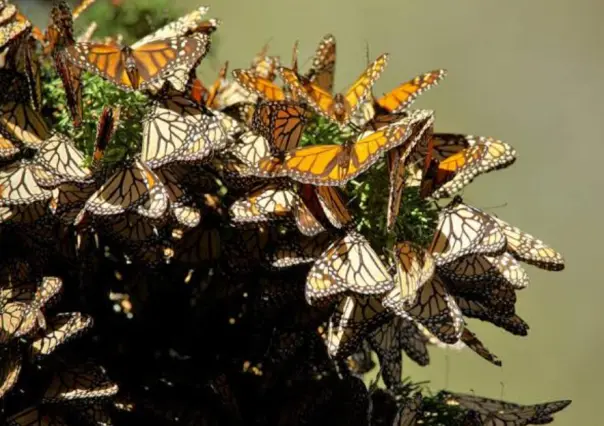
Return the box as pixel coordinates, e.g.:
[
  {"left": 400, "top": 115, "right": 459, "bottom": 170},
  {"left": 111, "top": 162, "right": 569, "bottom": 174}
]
[
  {"left": 343, "top": 53, "right": 389, "bottom": 116},
  {"left": 420, "top": 144, "right": 484, "bottom": 198},
  {"left": 376, "top": 69, "right": 447, "bottom": 113},
  {"left": 263, "top": 121, "right": 411, "bottom": 185},
  {"left": 233, "top": 69, "right": 286, "bottom": 101},
  {"left": 65, "top": 43, "right": 128, "bottom": 85}
]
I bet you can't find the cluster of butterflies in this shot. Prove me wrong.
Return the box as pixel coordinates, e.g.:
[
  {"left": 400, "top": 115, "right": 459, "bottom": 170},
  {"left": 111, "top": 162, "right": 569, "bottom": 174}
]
[{"left": 0, "top": 0, "right": 571, "bottom": 424}]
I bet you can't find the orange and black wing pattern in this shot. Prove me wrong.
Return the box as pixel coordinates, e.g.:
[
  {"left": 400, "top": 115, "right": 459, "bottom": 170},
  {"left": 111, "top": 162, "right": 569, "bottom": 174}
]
[
  {"left": 280, "top": 53, "right": 388, "bottom": 127},
  {"left": 251, "top": 101, "right": 310, "bottom": 153},
  {"left": 64, "top": 34, "right": 210, "bottom": 91},
  {"left": 375, "top": 69, "right": 447, "bottom": 114},
  {"left": 257, "top": 109, "right": 431, "bottom": 186},
  {"left": 232, "top": 68, "right": 286, "bottom": 101},
  {"left": 304, "top": 33, "right": 336, "bottom": 93}
]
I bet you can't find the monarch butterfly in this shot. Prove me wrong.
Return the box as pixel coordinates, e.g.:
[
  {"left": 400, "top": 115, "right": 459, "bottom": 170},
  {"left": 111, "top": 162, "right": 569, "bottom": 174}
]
[
  {"left": 233, "top": 68, "right": 287, "bottom": 102},
  {"left": 77, "top": 159, "right": 167, "bottom": 220},
  {"left": 439, "top": 252, "right": 530, "bottom": 290},
  {"left": 29, "top": 312, "right": 93, "bottom": 360},
  {"left": 6, "top": 406, "right": 67, "bottom": 426},
  {"left": 32, "top": 133, "right": 92, "bottom": 185},
  {"left": 0, "top": 134, "right": 19, "bottom": 159},
  {"left": 379, "top": 316, "right": 431, "bottom": 367},
  {"left": 280, "top": 53, "right": 388, "bottom": 128},
  {"left": 154, "top": 165, "right": 202, "bottom": 227},
  {"left": 0, "top": 18, "right": 30, "bottom": 51},
  {"left": 49, "top": 182, "right": 96, "bottom": 224},
  {"left": 92, "top": 105, "right": 119, "bottom": 168},
  {"left": 420, "top": 135, "right": 517, "bottom": 199},
  {"left": 453, "top": 294, "right": 529, "bottom": 336},
  {"left": 257, "top": 109, "right": 433, "bottom": 186},
  {"left": 183, "top": 111, "right": 230, "bottom": 161},
  {"left": 0, "top": 162, "right": 52, "bottom": 206},
  {"left": 491, "top": 215, "right": 565, "bottom": 271},
  {"left": 306, "top": 230, "right": 393, "bottom": 304},
  {"left": 0, "top": 201, "right": 49, "bottom": 226},
  {"left": 131, "top": 6, "right": 210, "bottom": 46},
  {"left": 63, "top": 32, "right": 211, "bottom": 92},
  {"left": 173, "top": 225, "right": 221, "bottom": 264},
  {"left": 13, "top": 36, "right": 42, "bottom": 111},
  {"left": 314, "top": 185, "right": 353, "bottom": 229},
  {"left": 403, "top": 273, "right": 463, "bottom": 344},
  {"left": 443, "top": 392, "right": 571, "bottom": 425},
  {"left": 375, "top": 69, "right": 447, "bottom": 115},
  {"left": 0, "top": 302, "right": 41, "bottom": 343},
  {"left": 386, "top": 113, "right": 434, "bottom": 229},
  {"left": 42, "top": 362, "right": 119, "bottom": 403},
  {"left": 458, "top": 328, "right": 502, "bottom": 366},
  {"left": 382, "top": 242, "right": 436, "bottom": 317},
  {"left": 104, "top": 212, "right": 160, "bottom": 245},
  {"left": 142, "top": 90, "right": 216, "bottom": 168},
  {"left": 250, "top": 42, "right": 280, "bottom": 81},
  {"left": 0, "top": 345, "right": 21, "bottom": 398},
  {"left": 228, "top": 130, "right": 274, "bottom": 169},
  {"left": 251, "top": 100, "right": 310, "bottom": 153},
  {"left": 221, "top": 101, "right": 256, "bottom": 128},
  {"left": 270, "top": 231, "right": 333, "bottom": 268},
  {"left": 304, "top": 33, "right": 336, "bottom": 93},
  {"left": 394, "top": 393, "right": 423, "bottom": 426},
  {"left": 326, "top": 294, "right": 392, "bottom": 358},
  {"left": 211, "top": 62, "right": 259, "bottom": 109},
  {"left": 0, "top": 97, "right": 50, "bottom": 149},
  {"left": 429, "top": 196, "right": 506, "bottom": 266},
  {"left": 0, "top": 260, "right": 32, "bottom": 302},
  {"left": 0, "top": 4, "right": 17, "bottom": 26},
  {"left": 229, "top": 181, "right": 296, "bottom": 224},
  {"left": 293, "top": 184, "right": 339, "bottom": 236}
]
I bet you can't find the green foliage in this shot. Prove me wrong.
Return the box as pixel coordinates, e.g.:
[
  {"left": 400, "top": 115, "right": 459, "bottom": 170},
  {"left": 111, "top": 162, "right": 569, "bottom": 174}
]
[
  {"left": 74, "top": 0, "right": 181, "bottom": 45},
  {"left": 41, "top": 62, "right": 148, "bottom": 165}
]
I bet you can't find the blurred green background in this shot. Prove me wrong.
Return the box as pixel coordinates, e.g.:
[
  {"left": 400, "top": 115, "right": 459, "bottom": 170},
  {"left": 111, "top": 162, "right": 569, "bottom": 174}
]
[{"left": 15, "top": 0, "right": 603, "bottom": 424}]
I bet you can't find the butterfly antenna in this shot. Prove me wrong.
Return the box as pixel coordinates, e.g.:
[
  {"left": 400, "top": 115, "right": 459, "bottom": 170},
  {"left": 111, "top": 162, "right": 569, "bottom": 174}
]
[
  {"left": 291, "top": 40, "right": 299, "bottom": 73},
  {"left": 364, "top": 40, "right": 371, "bottom": 66},
  {"left": 500, "top": 381, "right": 505, "bottom": 399}
]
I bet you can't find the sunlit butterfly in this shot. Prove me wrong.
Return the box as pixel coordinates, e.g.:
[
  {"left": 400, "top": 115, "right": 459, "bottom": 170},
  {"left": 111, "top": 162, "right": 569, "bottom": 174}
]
[
  {"left": 306, "top": 230, "right": 393, "bottom": 304},
  {"left": 439, "top": 252, "right": 530, "bottom": 290},
  {"left": 0, "top": 161, "right": 52, "bottom": 206},
  {"left": 386, "top": 112, "right": 434, "bottom": 229},
  {"left": 304, "top": 33, "right": 336, "bottom": 93},
  {"left": 382, "top": 242, "right": 436, "bottom": 316},
  {"left": 29, "top": 312, "right": 93, "bottom": 360},
  {"left": 42, "top": 362, "right": 119, "bottom": 403},
  {"left": 77, "top": 159, "right": 167, "bottom": 220},
  {"left": 429, "top": 196, "right": 507, "bottom": 266},
  {"left": 491, "top": 215, "right": 565, "bottom": 271},
  {"left": 0, "top": 345, "right": 21, "bottom": 398},
  {"left": 257, "top": 109, "right": 433, "bottom": 186},
  {"left": 280, "top": 53, "right": 388, "bottom": 127},
  {"left": 32, "top": 133, "right": 92, "bottom": 185},
  {"left": 64, "top": 33, "right": 211, "bottom": 92}
]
